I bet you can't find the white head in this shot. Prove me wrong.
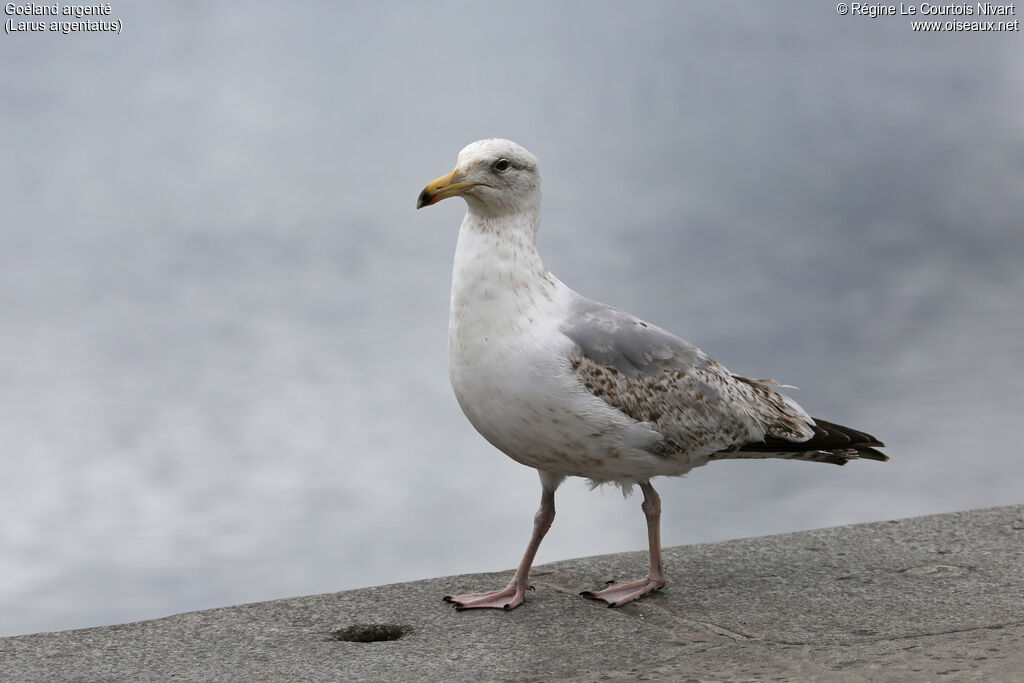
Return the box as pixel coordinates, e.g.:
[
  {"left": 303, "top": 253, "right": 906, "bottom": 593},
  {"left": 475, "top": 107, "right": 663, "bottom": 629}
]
[{"left": 417, "top": 139, "right": 541, "bottom": 218}]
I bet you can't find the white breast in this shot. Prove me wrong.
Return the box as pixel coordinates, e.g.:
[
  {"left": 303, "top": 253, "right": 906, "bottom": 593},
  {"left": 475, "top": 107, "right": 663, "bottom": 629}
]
[{"left": 447, "top": 216, "right": 688, "bottom": 483}]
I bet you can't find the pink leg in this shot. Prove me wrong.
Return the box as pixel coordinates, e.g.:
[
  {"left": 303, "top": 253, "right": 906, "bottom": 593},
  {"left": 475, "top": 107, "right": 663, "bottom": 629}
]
[
  {"left": 581, "top": 480, "right": 666, "bottom": 607},
  {"left": 444, "top": 473, "right": 561, "bottom": 610}
]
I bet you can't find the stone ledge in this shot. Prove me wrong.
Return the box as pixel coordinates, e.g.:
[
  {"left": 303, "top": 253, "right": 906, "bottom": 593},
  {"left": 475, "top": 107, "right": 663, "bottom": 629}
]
[{"left": 2, "top": 505, "right": 1022, "bottom": 681}]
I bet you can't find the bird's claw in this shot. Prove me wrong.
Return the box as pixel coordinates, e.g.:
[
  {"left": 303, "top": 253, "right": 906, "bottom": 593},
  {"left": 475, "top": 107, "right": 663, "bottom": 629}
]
[
  {"left": 580, "top": 576, "right": 665, "bottom": 607},
  {"left": 443, "top": 582, "right": 528, "bottom": 610}
]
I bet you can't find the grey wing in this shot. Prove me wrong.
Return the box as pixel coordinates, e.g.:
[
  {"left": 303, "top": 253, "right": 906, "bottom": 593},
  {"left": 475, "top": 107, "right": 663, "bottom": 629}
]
[{"left": 561, "top": 296, "right": 816, "bottom": 457}]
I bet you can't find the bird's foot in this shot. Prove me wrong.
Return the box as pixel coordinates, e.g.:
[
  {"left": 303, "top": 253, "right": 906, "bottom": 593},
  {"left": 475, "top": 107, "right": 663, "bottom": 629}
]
[
  {"left": 580, "top": 576, "right": 665, "bottom": 608},
  {"left": 443, "top": 581, "right": 530, "bottom": 610}
]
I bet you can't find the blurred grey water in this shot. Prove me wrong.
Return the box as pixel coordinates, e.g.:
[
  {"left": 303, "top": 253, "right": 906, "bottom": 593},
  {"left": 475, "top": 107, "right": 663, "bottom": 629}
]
[{"left": 1, "top": 2, "right": 1022, "bottom": 637}]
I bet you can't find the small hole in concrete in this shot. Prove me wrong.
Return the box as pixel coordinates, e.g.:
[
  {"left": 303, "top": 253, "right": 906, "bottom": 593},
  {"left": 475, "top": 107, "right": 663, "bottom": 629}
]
[{"left": 331, "top": 624, "right": 412, "bottom": 643}]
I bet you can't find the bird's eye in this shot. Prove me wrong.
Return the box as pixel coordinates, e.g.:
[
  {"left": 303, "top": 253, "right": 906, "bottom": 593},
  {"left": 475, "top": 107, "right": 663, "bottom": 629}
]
[{"left": 493, "top": 158, "right": 511, "bottom": 173}]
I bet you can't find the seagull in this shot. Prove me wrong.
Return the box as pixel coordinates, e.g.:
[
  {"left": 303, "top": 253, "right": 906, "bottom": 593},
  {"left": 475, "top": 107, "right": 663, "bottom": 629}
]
[{"left": 417, "top": 139, "right": 887, "bottom": 610}]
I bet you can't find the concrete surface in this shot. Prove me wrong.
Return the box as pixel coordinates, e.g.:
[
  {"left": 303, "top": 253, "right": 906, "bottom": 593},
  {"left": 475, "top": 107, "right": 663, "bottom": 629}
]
[{"left": 2, "top": 504, "right": 1022, "bottom": 681}]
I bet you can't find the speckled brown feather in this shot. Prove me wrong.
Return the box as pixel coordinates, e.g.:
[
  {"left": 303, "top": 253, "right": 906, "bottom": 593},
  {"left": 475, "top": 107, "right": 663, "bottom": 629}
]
[{"left": 564, "top": 297, "right": 886, "bottom": 466}]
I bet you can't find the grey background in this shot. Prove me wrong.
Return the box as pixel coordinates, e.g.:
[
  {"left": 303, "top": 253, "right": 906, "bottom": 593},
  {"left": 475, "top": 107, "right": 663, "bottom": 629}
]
[{"left": 1, "top": 1, "right": 1022, "bottom": 637}]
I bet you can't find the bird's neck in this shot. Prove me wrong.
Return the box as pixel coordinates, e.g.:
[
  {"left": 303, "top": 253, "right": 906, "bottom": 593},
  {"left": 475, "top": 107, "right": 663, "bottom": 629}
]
[{"left": 449, "top": 210, "right": 558, "bottom": 336}]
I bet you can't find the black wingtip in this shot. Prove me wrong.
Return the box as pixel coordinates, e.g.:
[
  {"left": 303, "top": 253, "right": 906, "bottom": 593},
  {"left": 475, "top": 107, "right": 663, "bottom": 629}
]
[
  {"left": 737, "top": 418, "right": 889, "bottom": 464},
  {"left": 857, "top": 447, "right": 889, "bottom": 462}
]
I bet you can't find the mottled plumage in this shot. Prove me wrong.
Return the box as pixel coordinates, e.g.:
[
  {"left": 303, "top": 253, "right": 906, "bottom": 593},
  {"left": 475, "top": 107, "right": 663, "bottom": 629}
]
[
  {"left": 563, "top": 296, "right": 829, "bottom": 465},
  {"left": 418, "top": 138, "right": 887, "bottom": 611}
]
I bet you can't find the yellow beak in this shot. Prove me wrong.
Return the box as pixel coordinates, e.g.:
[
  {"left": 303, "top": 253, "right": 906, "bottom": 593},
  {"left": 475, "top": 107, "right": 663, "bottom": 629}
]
[{"left": 416, "top": 170, "right": 478, "bottom": 209}]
